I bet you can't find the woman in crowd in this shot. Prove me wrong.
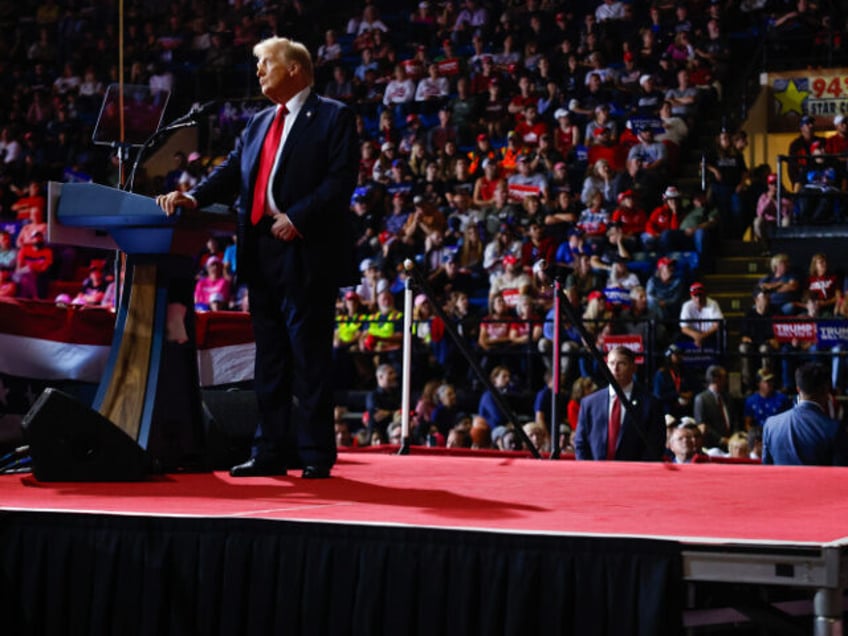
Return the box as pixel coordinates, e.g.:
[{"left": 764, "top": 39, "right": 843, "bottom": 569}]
[
  {"left": 478, "top": 290, "right": 515, "bottom": 374},
  {"left": 477, "top": 365, "right": 513, "bottom": 430},
  {"left": 567, "top": 377, "right": 598, "bottom": 433},
  {"left": 431, "top": 383, "right": 462, "bottom": 439},
  {"left": 580, "top": 158, "right": 617, "bottom": 210},
  {"left": 472, "top": 158, "right": 504, "bottom": 209},
  {"left": 753, "top": 173, "right": 792, "bottom": 242},
  {"left": 194, "top": 256, "right": 231, "bottom": 311},
  {"left": 805, "top": 252, "right": 842, "bottom": 316}
]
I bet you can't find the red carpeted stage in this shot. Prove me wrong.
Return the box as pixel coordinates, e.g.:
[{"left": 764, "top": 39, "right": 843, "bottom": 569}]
[{"left": 1, "top": 452, "right": 847, "bottom": 634}]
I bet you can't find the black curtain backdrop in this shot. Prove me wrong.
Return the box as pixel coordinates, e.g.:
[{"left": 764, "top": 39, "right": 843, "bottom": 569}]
[{"left": 0, "top": 512, "right": 682, "bottom": 635}]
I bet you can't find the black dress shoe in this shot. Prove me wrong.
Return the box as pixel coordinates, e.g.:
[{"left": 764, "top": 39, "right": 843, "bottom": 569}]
[
  {"left": 301, "top": 465, "right": 331, "bottom": 479},
  {"left": 229, "top": 457, "right": 287, "bottom": 477}
]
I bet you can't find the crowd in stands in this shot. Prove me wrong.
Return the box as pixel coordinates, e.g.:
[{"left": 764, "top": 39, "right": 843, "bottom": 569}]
[{"left": 1, "top": 0, "right": 847, "bottom": 459}]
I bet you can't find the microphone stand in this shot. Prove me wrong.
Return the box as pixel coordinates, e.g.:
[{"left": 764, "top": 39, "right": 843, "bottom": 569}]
[
  {"left": 117, "top": 118, "right": 196, "bottom": 311},
  {"left": 124, "top": 120, "right": 198, "bottom": 194},
  {"left": 398, "top": 275, "right": 413, "bottom": 455},
  {"left": 549, "top": 277, "right": 562, "bottom": 459},
  {"left": 111, "top": 141, "right": 134, "bottom": 190}
]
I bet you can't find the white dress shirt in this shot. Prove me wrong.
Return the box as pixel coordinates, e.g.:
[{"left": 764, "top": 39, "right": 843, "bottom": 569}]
[{"left": 267, "top": 86, "right": 311, "bottom": 216}]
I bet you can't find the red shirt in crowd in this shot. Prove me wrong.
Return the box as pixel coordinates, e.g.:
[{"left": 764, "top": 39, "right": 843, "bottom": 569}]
[
  {"left": 611, "top": 206, "right": 648, "bottom": 235},
  {"left": 645, "top": 204, "right": 680, "bottom": 236}
]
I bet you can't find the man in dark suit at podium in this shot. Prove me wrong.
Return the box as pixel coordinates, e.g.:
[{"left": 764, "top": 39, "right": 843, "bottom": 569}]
[
  {"left": 157, "top": 36, "right": 358, "bottom": 479},
  {"left": 574, "top": 346, "right": 665, "bottom": 461}
]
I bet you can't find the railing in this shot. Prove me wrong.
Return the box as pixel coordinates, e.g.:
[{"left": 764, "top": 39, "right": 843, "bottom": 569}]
[
  {"left": 775, "top": 153, "right": 848, "bottom": 227},
  {"left": 396, "top": 313, "right": 845, "bottom": 396}
]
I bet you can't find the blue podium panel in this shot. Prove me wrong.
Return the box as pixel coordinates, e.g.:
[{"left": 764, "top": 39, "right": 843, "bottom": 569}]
[{"left": 54, "top": 182, "right": 233, "bottom": 254}]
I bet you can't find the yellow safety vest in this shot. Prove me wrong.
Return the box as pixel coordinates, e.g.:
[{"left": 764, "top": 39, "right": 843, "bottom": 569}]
[
  {"left": 367, "top": 309, "right": 403, "bottom": 339},
  {"left": 336, "top": 313, "right": 366, "bottom": 344}
]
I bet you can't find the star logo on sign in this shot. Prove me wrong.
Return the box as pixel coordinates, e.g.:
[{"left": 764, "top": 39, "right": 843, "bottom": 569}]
[{"left": 773, "top": 79, "right": 810, "bottom": 117}]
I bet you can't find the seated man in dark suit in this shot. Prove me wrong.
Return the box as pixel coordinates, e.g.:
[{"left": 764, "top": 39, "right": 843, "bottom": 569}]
[
  {"left": 574, "top": 346, "right": 665, "bottom": 461},
  {"left": 693, "top": 364, "right": 736, "bottom": 451},
  {"left": 763, "top": 362, "right": 848, "bottom": 466}
]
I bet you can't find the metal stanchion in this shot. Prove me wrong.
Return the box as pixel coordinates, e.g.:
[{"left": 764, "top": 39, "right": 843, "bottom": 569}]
[
  {"left": 398, "top": 274, "right": 413, "bottom": 455},
  {"left": 549, "top": 278, "right": 562, "bottom": 460}
]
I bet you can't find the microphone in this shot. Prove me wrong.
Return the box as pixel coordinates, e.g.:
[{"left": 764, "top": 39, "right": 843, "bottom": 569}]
[
  {"left": 126, "top": 96, "right": 268, "bottom": 191},
  {"left": 168, "top": 100, "right": 221, "bottom": 125},
  {"left": 168, "top": 96, "right": 269, "bottom": 126}
]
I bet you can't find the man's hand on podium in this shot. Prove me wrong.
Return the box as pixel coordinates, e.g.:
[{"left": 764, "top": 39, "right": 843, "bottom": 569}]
[{"left": 155, "top": 191, "right": 198, "bottom": 217}]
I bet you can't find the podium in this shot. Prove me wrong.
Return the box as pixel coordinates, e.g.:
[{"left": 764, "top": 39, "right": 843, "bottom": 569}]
[{"left": 23, "top": 182, "right": 234, "bottom": 480}]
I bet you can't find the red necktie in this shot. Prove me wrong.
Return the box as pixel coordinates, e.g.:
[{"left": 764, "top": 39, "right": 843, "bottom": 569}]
[
  {"left": 251, "top": 106, "right": 288, "bottom": 225},
  {"left": 607, "top": 394, "right": 621, "bottom": 460}
]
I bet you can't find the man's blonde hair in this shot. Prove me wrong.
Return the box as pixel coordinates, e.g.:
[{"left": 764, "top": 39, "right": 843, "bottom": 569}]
[{"left": 253, "top": 36, "right": 314, "bottom": 85}]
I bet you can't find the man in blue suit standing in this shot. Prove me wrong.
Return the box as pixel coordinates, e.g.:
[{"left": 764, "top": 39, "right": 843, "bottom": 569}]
[
  {"left": 157, "top": 36, "right": 358, "bottom": 478},
  {"left": 763, "top": 363, "right": 848, "bottom": 466},
  {"left": 574, "top": 346, "right": 665, "bottom": 461}
]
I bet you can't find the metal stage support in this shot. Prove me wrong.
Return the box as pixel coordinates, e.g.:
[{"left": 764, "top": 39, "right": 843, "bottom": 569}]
[{"left": 683, "top": 544, "right": 847, "bottom": 635}]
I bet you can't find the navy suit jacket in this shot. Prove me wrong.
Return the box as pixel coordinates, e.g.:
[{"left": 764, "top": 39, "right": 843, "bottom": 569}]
[
  {"left": 762, "top": 401, "right": 848, "bottom": 465},
  {"left": 191, "top": 91, "right": 359, "bottom": 289},
  {"left": 574, "top": 384, "right": 665, "bottom": 461}
]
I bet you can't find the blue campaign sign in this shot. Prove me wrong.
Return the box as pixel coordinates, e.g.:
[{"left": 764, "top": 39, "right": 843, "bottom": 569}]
[
  {"left": 1, "top": 221, "right": 20, "bottom": 236},
  {"left": 817, "top": 320, "right": 848, "bottom": 347},
  {"left": 603, "top": 286, "right": 632, "bottom": 307}
]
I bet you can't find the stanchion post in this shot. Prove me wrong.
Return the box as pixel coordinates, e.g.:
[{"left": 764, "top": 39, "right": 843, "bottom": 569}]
[
  {"left": 550, "top": 278, "right": 562, "bottom": 459},
  {"left": 398, "top": 274, "right": 413, "bottom": 455}
]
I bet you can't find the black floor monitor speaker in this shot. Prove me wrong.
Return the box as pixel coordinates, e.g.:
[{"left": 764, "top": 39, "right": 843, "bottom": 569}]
[{"left": 22, "top": 388, "right": 152, "bottom": 481}]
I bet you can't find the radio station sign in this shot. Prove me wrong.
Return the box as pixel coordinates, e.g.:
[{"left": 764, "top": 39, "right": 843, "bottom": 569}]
[{"left": 769, "top": 70, "right": 848, "bottom": 132}]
